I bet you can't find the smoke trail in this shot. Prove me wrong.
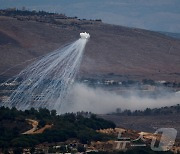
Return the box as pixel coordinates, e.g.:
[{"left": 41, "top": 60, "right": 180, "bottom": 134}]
[
  {"left": 63, "top": 83, "right": 180, "bottom": 114},
  {"left": 2, "top": 38, "right": 88, "bottom": 113}
]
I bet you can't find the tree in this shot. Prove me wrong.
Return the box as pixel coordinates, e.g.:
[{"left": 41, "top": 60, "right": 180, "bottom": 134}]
[
  {"left": 51, "top": 110, "right": 57, "bottom": 117},
  {"left": 116, "top": 108, "right": 121, "bottom": 114},
  {"left": 13, "top": 148, "right": 23, "bottom": 154},
  {"left": 144, "top": 108, "right": 152, "bottom": 115},
  {"left": 59, "top": 145, "right": 67, "bottom": 153},
  {"left": 39, "top": 120, "right": 46, "bottom": 128},
  {"left": 77, "top": 145, "right": 86, "bottom": 152}
]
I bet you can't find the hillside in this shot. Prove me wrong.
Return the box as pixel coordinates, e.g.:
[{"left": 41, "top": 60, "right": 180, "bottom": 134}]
[
  {"left": 0, "top": 10, "right": 180, "bottom": 82},
  {"left": 0, "top": 107, "right": 115, "bottom": 151},
  {"left": 1, "top": 107, "right": 178, "bottom": 153},
  {"left": 99, "top": 104, "right": 180, "bottom": 138},
  {"left": 159, "top": 31, "right": 180, "bottom": 39}
]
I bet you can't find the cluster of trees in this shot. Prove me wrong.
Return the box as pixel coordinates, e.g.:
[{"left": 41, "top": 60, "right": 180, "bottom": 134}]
[
  {"left": 0, "top": 9, "right": 56, "bottom": 17},
  {"left": 0, "top": 107, "right": 115, "bottom": 150},
  {"left": 114, "top": 104, "right": 180, "bottom": 116},
  {"left": 0, "top": 9, "right": 102, "bottom": 25}
]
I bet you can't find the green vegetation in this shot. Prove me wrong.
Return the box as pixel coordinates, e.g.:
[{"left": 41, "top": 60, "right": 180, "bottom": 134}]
[
  {"left": 0, "top": 107, "right": 115, "bottom": 150},
  {"left": 0, "top": 9, "right": 56, "bottom": 17},
  {"left": 114, "top": 104, "right": 180, "bottom": 116}
]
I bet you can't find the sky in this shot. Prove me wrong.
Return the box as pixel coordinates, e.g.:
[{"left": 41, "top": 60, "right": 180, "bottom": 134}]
[{"left": 0, "top": 0, "right": 180, "bottom": 33}]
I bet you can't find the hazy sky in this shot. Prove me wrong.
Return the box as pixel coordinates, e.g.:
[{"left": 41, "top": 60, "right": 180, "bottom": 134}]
[{"left": 0, "top": 0, "right": 180, "bottom": 33}]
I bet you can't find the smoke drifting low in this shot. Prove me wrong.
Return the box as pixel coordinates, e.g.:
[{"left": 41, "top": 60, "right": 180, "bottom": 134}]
[{"left": 64, "top": 83, "right": 180, "bottom": 114}]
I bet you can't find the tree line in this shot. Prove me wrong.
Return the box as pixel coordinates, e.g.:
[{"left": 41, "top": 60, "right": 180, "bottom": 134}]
[
  {"left": 0, "top": 106, "right": 115, "bottom": 151},
  {"left": 114, "top": 104, "right": 180, "bottom": 116}
]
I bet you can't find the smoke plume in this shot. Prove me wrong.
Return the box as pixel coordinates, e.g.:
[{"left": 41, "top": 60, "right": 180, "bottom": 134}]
[{"left": 63, "top": 83, "right": 180, "bottom": 114}]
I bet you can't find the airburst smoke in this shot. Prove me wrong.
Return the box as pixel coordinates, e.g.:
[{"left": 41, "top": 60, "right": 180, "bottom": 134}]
[{"left": 2, "top": 33, "right": 89, "bottom": 113}]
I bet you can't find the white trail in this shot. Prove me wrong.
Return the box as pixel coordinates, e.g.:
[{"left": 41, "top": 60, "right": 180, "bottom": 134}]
[{"left": 2, "top": 38, "right": 88, "bottom": 113}]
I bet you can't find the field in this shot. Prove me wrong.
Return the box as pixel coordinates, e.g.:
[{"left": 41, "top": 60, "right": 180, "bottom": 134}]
[
  {"left": 99, "top": 114, "right": 180, "bottom": 138},
  {"left": 0, "top": 10, "right": 180, "bottom": 82}
]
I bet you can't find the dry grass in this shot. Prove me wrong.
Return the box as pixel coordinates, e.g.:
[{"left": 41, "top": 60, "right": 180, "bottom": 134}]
[{"left": 0, "top": 16, "right": 180, "bottom": 82}]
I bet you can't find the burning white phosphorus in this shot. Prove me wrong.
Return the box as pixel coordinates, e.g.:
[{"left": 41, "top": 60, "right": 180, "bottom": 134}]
[{"left": 2, "top": 32, "right": 90, "bottom": 113}]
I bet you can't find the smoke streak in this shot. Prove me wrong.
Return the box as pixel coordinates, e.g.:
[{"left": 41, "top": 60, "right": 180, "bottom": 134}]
[
  {"left": 64, "top": 83, "right": 180, "bottom": 114},
  {"left": 2, "top": 38, "right": 88, "bottom": 113}
]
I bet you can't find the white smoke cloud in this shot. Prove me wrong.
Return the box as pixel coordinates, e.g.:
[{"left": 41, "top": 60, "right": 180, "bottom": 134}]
[{"left": 63, "top": 83, "right": 180, "bottom": 114}]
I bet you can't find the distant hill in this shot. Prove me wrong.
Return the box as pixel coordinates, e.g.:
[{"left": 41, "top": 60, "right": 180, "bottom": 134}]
[
  {"left": 0, "top": 10, "right": 180, "bottom": 82},
  {"left": 159, "top": 31, "right": 180, "bottom": 39}
]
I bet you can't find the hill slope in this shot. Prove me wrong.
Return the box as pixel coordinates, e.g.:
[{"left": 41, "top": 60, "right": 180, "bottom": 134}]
[{"left": 0, "top": 15, "right": 180, "bottom": 82}]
